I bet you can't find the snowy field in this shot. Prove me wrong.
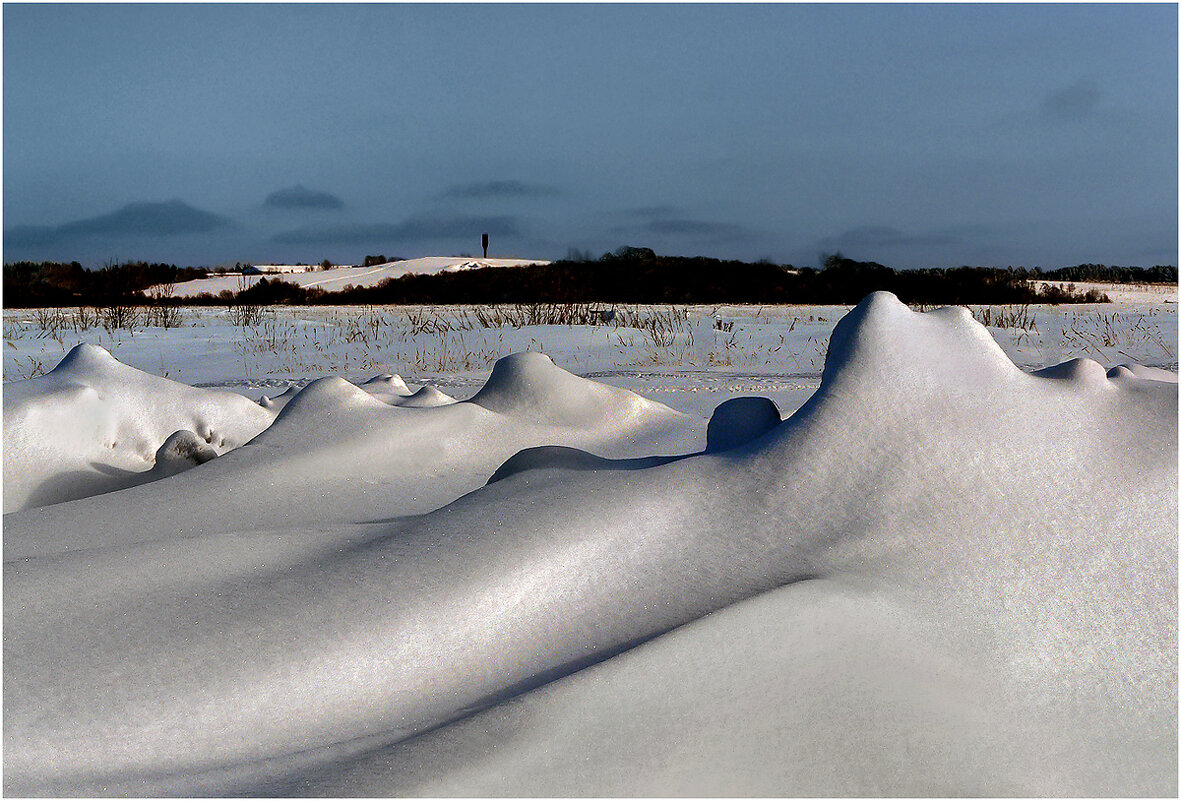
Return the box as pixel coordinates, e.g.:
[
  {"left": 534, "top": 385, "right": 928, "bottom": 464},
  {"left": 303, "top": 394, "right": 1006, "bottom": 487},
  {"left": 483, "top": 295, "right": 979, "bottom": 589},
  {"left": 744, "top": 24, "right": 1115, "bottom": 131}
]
[{"left": 3, "top": 288, "right": 1177, "bottom": 795}]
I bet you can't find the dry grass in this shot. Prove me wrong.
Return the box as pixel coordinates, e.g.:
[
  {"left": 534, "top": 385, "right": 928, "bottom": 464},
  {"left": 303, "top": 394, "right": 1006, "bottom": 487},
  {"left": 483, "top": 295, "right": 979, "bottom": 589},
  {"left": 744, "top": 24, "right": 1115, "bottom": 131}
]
[
  {"left": 970, "top": 305, "right": 1038, "bottom": 331},
  {"left": 1059, "top": 309, "right": 1176, "bottom": 362},
  {"left": 213, "top": 303, "right": 853, "bottom": 378},
  {"left": 5, "top": 301, "right": 1174, "bottom": 384}
]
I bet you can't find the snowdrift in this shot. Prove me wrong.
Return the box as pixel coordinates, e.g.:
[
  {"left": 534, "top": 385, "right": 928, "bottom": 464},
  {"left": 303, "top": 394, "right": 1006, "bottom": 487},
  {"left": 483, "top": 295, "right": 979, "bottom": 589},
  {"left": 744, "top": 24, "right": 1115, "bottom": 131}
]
[
  {"left": 2, "top": 343, "right": 276, "bottom": 512},
  {"left": 4, "top": 353, "right": 696, "bottom": 557},
  {"left": 3, "top": 293, "right": 1176, "bottom": 796}
]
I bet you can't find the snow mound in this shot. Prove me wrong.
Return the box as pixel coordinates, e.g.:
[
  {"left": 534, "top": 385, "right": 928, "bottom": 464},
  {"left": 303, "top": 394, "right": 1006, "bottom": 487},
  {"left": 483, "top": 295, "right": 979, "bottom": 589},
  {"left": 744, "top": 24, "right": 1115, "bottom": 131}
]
[
  {"left": 4, "top": 294, "right": 1175, "bottom": 796},
  {"left": 704, "top": 396, "right": 782, "bottom": 452},
  {"left": 362, "top": 372, "right": 411, "bottom": 393},
  {"left": 391, "top": 384, "right": 455, "bottom": 408},
  {"left": 819, "top": 294, "right": 1020, "bottom": 399},
  {"left": 359, "top": 372, "right": 413, "bottom": 404},
  {"left": 4, "top": 352, "right": 697, "bottom": 558},
  {"left": 470, "top": 351, "right": 666, "bottom": 428},
  {"left": 274, "top": 375, "right": 389, "bottom": 419},
  {"left": 152, "top": 429, "right": 219, "bottom": 475},
  {"left": 259, "top": 376, "right": 453, "bottom": 411},
  {"left": 3, "top": 343, "right": 275, "bottom": 512},
  {"left": 486, "top": 445, "right": 663, "bottom": 484},
  {"left": 1108, "top": 362, "right": 1179, "bottom": 384},
  {"left": 1033, "top": 356, "right": 1113, "bottom": 384}
]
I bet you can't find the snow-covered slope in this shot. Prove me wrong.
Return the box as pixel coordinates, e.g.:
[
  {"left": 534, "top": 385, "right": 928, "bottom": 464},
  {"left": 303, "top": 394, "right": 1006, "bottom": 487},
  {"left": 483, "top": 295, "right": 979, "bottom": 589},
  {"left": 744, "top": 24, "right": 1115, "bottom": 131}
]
[
  {"left": 3, "top": 293, "right": 1175, "bottom": 796},
  {"left": 162, "top": 256, "right": 549, "bottom": 297}
]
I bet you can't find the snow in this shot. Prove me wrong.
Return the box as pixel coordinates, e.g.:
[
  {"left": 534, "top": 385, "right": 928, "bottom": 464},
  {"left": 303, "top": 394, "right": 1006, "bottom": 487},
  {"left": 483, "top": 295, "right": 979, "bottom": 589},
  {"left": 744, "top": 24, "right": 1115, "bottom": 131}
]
[
  {"left": 161, "top": 256, "right": 550, "bottom": 297},
  {"left": 3, "top": 291, "right": 1176, "bottom": 796},
  {"left": 3, "top": 342, "right": 275, "bottom": 511}
]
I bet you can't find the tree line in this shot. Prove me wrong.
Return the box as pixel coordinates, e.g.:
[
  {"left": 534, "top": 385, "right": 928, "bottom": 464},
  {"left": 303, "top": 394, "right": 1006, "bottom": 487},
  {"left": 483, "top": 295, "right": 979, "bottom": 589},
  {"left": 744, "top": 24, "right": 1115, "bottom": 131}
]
[
  {"left": 3, "top": 252, "right": 1175, "bottom": 308},
  {"left": 4, "top": 261, "right": 207, "bottom": 307}
]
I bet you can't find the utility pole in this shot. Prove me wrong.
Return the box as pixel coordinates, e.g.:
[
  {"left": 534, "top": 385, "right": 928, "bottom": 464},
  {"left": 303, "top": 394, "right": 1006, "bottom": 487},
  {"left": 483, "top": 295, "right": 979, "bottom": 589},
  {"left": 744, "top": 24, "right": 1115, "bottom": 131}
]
[{"left": 482, "top": 232, "right": 489, "bottom": 259}]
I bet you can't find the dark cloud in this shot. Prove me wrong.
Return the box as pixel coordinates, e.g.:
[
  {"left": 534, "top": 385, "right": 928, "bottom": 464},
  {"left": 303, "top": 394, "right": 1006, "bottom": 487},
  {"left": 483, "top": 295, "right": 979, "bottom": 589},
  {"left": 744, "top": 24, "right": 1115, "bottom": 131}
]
[
  {"left": 611, "top": 205, "right": 753, "bottom": 243},
  {"left": 272, "top": 214, "right": 521, "bottom": 245},
  {"left": 263, "top": 184, "right": 345, "bottom": 210},
  {"left": 1137, "top": 243, "right": 1179, "bottom": 262},
  {"left": 627, "top": 204, "right": 684, "bottom": 219},
  {"left": 1042, "top": 78, "right": 1101, "bottom": 120},
  {"left": 5, "top": 200, "right": 230, "bottom": 247},
  {"left": 441, "top": 180, "right": 559, "bottom": 199},
  {"left": 817, "top": 225, "right": 959, "bottom": 251},
  {"left": 641, "top": 218, "right": 751, "bottom": 241}
]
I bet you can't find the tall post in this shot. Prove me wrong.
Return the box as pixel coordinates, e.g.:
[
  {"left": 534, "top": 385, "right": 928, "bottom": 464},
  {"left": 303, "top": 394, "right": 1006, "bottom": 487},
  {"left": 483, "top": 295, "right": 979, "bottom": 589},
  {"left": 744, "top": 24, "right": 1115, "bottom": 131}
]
[{"left": 482, "top": 232, "right": 489, "bottom": 258}]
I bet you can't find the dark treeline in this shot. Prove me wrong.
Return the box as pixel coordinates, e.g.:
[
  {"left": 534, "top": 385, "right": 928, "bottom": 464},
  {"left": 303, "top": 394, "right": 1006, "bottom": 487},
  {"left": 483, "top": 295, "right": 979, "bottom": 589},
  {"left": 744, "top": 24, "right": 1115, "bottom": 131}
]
[
  {"left": 4, "top": 260, "right": 207, "bottom": 307},
  {"left": 3, "top": 252, "right": 1176, "bottom": 308},
  {"left": 1033, "top": 263, "right": 1177, "bottom": 284},
  {"left": 197, "top": 254, "right": 1120, "bottom": 307}
]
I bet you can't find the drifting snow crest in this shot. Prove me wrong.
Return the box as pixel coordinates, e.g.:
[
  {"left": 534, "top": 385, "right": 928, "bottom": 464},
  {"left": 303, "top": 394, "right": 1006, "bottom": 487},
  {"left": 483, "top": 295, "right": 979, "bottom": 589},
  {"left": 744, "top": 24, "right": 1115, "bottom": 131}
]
[{"left": 2, "top": 296, "right": 1176, "bottom": 796}]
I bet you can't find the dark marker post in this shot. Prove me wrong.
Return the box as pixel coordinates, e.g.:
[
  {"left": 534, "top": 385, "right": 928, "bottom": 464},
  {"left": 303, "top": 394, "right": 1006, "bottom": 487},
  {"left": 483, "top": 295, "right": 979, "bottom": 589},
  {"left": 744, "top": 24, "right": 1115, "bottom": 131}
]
[{"left": 482, "top": 232, "right": 489, "bottom": 258}]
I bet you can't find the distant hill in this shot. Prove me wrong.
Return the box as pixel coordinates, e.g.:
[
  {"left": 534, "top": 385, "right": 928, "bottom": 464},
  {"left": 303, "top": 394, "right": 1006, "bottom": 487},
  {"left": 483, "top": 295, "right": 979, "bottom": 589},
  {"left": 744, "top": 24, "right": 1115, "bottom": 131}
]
[
  {"left": 4, "top": 253, "right": 1174, "bottom": 308},
  {"left": 185, "top": 255, "right": 1123, "bottom": 307},
  {"left": 163, "top": 257, "right": 550, "bottom": 298}
]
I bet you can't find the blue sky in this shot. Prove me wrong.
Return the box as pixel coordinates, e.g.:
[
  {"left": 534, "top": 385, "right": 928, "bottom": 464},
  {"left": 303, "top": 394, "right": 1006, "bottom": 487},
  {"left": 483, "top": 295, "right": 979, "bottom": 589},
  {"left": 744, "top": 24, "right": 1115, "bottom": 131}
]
[{"left": 3, "top": 3, "right": 1176, "bottom": 268}]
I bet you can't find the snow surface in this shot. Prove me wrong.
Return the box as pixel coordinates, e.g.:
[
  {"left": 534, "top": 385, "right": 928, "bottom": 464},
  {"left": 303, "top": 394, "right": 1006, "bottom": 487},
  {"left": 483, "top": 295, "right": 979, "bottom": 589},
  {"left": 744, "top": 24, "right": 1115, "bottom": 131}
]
[
  {"left": 161, "top": 256, "right": 549, "bottom": 297},
  {"left": 2, "top": 292, "right": 1176, "bottom": 796}
]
